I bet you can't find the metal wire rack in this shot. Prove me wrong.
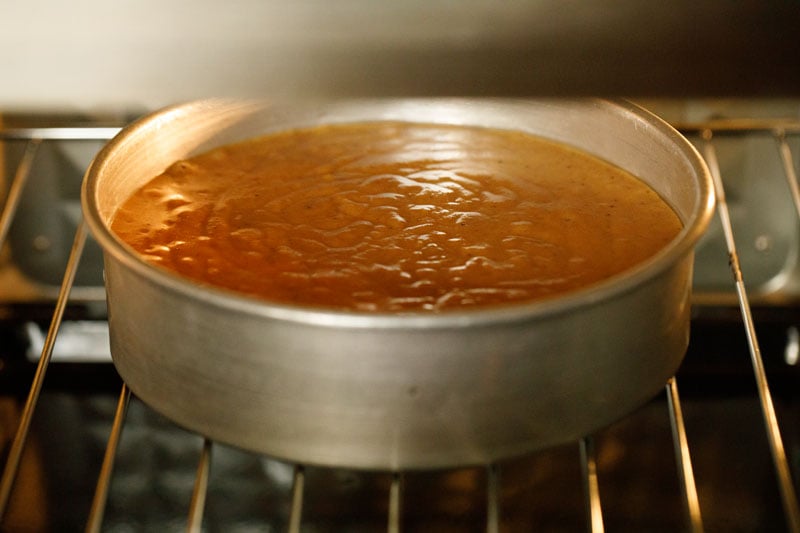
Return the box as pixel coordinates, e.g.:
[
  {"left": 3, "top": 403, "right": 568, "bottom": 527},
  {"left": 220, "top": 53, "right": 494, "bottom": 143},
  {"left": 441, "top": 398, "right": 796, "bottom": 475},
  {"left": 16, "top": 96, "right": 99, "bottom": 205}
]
[{"left": 0, "top": 115, "right": 798, "bottom": 532}]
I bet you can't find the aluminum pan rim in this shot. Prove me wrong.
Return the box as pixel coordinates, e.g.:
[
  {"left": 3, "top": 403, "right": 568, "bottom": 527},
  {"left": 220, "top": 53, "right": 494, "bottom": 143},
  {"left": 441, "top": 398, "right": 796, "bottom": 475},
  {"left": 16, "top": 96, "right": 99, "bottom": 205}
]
[{"left": 81, "top": 97, "right": 715, "bottom": 329}]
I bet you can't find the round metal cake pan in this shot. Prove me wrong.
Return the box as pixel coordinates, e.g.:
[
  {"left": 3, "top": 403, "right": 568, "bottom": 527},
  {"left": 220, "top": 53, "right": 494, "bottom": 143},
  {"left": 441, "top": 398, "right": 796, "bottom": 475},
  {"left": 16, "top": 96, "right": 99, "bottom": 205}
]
[{"left": 81, "top": 98, "right": 714, "bottom": 470}]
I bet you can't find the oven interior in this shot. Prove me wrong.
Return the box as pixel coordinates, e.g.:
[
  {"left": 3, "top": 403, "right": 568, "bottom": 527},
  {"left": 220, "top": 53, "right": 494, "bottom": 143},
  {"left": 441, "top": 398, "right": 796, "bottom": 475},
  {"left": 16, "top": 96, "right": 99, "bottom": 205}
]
[
  {"left": 0, "top": 102, "right": 798, "bottom": 533},
  {"left": 2, "top": 3, "right": 800, "bottom": 531}
]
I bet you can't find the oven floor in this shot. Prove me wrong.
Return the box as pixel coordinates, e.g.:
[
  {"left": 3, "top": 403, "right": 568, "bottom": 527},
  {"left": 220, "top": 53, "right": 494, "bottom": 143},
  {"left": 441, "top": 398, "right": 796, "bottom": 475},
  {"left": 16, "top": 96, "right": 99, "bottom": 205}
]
[{"left": 1, "top": 384, "right": 797, "bottom": 532}]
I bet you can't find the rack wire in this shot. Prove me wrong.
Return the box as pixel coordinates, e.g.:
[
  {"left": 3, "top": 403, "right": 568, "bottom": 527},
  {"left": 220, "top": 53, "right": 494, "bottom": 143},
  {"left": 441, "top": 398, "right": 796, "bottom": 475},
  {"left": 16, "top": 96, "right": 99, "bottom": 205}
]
[{"left": 0, "top": 118, "right": 798, "bottom": 531}]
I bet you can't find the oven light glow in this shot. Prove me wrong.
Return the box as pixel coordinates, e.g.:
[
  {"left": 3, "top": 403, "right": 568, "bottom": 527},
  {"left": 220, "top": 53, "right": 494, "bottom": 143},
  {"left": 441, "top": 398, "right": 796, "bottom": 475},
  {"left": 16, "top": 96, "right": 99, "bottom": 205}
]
[{"left": 784, "top": 326, "right": 799, "bottom": 366}]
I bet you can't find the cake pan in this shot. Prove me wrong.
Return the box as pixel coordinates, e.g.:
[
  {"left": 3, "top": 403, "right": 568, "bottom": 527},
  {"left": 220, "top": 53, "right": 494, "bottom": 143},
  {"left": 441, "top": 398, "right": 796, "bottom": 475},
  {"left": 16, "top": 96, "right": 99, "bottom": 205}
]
[{"left": 82, "top": 98, "right": 714, "bottom": 469}]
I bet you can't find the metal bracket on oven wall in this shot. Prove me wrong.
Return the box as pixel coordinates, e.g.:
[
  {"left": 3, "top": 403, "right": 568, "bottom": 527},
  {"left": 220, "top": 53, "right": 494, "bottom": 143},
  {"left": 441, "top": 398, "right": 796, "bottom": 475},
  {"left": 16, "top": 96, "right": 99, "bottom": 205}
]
[{"left": 24, "top": 320, "right": 111, "bottom": 364}]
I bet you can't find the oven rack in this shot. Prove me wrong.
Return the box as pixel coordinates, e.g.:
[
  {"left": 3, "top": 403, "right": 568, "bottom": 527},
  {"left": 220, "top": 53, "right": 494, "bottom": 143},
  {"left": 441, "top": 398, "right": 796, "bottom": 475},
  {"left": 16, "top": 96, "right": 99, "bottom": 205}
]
[{"left": 0, "top": 117, "right": 798, "bottom": 532}]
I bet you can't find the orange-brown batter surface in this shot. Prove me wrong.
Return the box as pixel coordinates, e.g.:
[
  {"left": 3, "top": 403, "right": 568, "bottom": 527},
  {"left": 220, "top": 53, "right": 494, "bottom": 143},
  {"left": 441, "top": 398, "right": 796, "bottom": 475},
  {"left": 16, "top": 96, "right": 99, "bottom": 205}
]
[{"left": 111, "top": 122, "right": 682, "bottom": 312}]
